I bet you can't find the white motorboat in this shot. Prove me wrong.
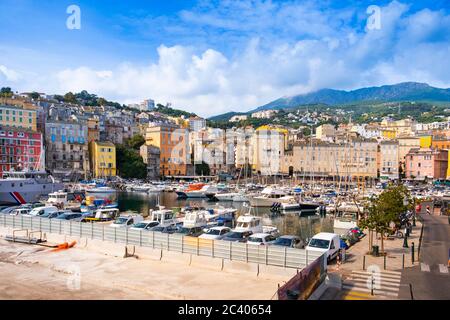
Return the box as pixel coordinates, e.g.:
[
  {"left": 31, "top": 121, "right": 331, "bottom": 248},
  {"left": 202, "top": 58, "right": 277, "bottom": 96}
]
[
  {"left": 87, "top": 186, "right": 116, "bottom": 193},
  {"left": 333, "top": 205, "right": 360, "bottom": 235},
  {"left": 148, "top": 207, "right": 180, "bottom": 226},
  {"left": 233, "top": 214, "right": 263, "bottom": 233},
  {"left": 249, "top": 187, "right": 288, "bottom": 207},
  {"left": 184, "top": 185, "right": 219, "bottom": 198}
]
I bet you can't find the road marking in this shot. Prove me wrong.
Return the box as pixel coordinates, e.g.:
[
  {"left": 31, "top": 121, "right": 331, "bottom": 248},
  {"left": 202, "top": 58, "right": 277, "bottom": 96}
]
[
  {"left": 439, "top": 264, "right": 449, "bottom": 274},
  {"left": 421, "top": 263, "right": 430, "bottom": 272},
  {"left": 341, "top": 270, "right": 402, "bottom": 299}
]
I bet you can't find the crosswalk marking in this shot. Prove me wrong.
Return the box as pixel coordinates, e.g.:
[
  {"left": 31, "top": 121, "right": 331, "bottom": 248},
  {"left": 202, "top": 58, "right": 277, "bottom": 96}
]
[
  {"left": 421, "top": 263, "right": 430, "bottom": 272},
  {"left": 341, "top": 270, "right": 402, "bottom": 300},
  {"left": 439, "top": 264, "right": 449, "bottom": 274}
]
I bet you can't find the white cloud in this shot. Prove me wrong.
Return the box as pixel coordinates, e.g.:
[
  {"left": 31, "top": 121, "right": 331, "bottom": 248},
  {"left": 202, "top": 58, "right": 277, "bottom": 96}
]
[
  {"left": 2, "top": 1, "right": 450, "bottom": 117},
  {"left": 0, "top": 65, "right": 21, "bottom": 82}
]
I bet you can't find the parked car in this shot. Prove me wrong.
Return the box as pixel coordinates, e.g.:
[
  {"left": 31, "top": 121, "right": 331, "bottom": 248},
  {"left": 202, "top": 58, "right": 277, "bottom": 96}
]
[
  {"left": 272, "top": 235, "right": 305, "bottom": 249},
  {"left": 130, "top": 220, "right": 160, "bottom": 231},
  {"left": 221, "top": 230, "right": 253, "bottom": 242},
  {"left": 110, "top": 215, "right": 144, "bottom": 228},
  {"left": 55, "top": 212, "right": 83, "bottom": 221},
  {"left": 198, "top": 226, "right": 231, "bottom": 240},
  {"left": 40, "top": 210, "right": 64, "bottom": 219},
  {"left": 176, "top": 226, "right": 205, "bottom": 237},
  {"left": 9, "top": 208, "right": 31, "bottom": 216},
  {"left": 1, "top": 206, "right": 19, "bottom": 214},
  {"left": 247, "top": 233, "right": 277, "bottom": 246},
  {"left": 306, "top": 232, "right": 341, "bottom": 262},
  {"left": 149, "top": 225, "right": 179, "bottom": 234}
]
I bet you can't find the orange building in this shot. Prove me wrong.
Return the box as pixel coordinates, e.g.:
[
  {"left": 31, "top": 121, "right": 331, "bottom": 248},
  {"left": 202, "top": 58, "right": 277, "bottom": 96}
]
[
  {"left": 144, "top": 123, "right": 189, "bottom": 177},
  {"left": 431, "top": 138, "right": 450, "bottom": 150}
]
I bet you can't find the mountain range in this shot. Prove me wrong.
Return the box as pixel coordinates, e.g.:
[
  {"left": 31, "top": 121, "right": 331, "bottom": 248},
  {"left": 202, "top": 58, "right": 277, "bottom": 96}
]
[{"left": 208, "top": 82, "right": 450, "bottom": 121}]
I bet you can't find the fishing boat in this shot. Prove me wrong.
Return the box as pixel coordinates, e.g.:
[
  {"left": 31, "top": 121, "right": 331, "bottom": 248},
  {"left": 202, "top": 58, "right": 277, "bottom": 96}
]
[
  {"left": 82, "top": 208, "right": 120, "bottom": 222},
  {"left": 45, "top": 190, "right": 84, "bottom": 211}
]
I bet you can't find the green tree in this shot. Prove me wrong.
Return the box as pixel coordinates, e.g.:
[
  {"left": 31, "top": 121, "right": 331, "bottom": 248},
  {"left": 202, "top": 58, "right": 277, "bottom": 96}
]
[
  {"left": 360, "top": 185, "right": 412, "bottom": 253},
  {"left": 97, "top": 97, "right": 107, "bottom": 106},
  {"left": 0, "top": 87, "right": 13, "bottom": 98},
  {"left": 126, "top": 134, "right": 145, "bottom": 150},
  {"left": 116, "top": 144, "right": 147, "bottom": 179},
  {"left": 64, "top": 92, "right": 77, "bottom": 104},
  {"left": 29, "top": 92, "right": 40, "bottom": 100}
]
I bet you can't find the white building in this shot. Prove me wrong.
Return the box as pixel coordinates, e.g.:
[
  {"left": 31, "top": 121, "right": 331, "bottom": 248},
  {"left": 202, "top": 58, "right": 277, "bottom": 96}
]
[
  {"left": 251, "top": 110, "right": 278, "bottom": 119},
  {"left": 380, "top": 141, "right": 399, "bottom": 180},
  {"left": 189, "top": 117, "right": 206, "bottom": 132},
  {"left": 230, "top": 115, "right": 248, "bottom": 122}
]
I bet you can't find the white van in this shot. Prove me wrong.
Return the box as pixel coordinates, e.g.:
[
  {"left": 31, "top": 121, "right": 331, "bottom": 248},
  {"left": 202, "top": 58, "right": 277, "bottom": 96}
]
[
  {"left": 306, "top": 232, "right": 341, "bottom": 262},
  {"left": 27, "top": 206, "right": 59, "bottom": 217}
]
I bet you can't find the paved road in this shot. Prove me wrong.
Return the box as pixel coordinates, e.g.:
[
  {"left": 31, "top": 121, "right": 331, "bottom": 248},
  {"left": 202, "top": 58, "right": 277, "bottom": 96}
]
[{"left": 399, "top": 213, "right": 450, "bottom": 299}]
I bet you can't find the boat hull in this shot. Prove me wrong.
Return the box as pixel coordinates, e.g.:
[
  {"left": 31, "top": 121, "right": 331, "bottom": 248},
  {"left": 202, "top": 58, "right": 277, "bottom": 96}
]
[{"left": 0, "top": 182, "right": 64, "bottom": 205}]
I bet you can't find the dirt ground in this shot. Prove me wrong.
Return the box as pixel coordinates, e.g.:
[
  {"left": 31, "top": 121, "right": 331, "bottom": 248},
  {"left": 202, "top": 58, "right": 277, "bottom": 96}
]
[{"left": 0, "top": 235, "right": 287, "bottom": 300}]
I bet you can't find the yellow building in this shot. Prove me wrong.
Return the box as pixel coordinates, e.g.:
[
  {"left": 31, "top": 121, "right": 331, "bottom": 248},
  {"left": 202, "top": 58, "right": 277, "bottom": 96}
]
[
  {"left": 419, "top": 135, "right": 432, "bottom": 148},
  {"left": 89, "top": 141, "right": 117, "bottom": 178},
  {"left": 0, "top": 105, "right": 37, "bottom": 131},
  {"left": 381, "top": 129, "right": 397, "bottom": 140}
]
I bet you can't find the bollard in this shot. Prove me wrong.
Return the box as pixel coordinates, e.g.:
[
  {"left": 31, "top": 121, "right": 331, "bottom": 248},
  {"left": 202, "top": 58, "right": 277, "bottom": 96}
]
[
  {"left": 363, "top": 255, "right": 366, "bottom": 270},
  {"left": 402, "top": 254, "right": 405, "bottom": 269},
  {"left": 403, "top": 234, "right": 409, "bottom": 248},
  {"left": 384, "top": 255, "right": 387, "bottom": 270},
  {"left": 411, "top": 242, "right": 415, "bottom": 264}
]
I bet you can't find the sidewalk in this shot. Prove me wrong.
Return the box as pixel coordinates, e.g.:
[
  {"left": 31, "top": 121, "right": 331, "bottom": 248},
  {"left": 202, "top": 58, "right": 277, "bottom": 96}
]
[
  {"left": 330, "top": 220, "right": 422, "bottom": 274},
  {"left": 325, "top": 219, "right": 423, "bottom": 300}
]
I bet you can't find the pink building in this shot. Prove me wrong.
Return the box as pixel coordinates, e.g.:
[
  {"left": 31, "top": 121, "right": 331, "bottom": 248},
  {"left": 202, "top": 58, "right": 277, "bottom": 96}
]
[{"left": 405, "top": 148, "right": 448, "bottom": 180}]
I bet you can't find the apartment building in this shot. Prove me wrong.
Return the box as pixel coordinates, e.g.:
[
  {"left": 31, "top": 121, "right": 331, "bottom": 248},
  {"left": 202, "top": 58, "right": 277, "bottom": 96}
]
[
  {"left": 45, "top": 121, "right": 89, "bottom": 179},
  {"left": 405, "top": 148, "right": 448, "bottom": 180},
  {"left": 144, "top": 123, "right": 189, "bottom": 177},
  {"left": 89, "top": 141, "right": 116, "bottom": 178},
  {"left": 0, "top": 105, "right": 37, "bottom": 131},
  {"left": 281, "top": 138, "right": 378, "bottom": 179},
  {"left": 380, "top": 140, "right": 399, "bottom": 180},
  {"left": 0, "top": 126, "right": 43, "bottom": 174},
  {"left": 140, "top": 144, "right": 160, "bottom": 180}
]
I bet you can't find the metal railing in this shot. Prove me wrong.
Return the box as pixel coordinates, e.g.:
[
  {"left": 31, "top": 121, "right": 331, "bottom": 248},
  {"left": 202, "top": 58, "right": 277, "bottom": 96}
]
[{"left": 1, "top": 214, "right": 323, "bottom": 270}]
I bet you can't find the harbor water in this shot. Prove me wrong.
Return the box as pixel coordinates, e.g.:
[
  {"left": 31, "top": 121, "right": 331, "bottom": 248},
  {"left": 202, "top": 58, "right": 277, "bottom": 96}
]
[{"left": 93, "top": 191, "right": 334, "bottom": 241}]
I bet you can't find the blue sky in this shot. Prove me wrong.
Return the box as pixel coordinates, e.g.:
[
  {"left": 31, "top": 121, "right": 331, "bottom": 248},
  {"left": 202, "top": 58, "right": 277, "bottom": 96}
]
[{"left": 0, "top": 0, "right": 449, "bottom": 117}]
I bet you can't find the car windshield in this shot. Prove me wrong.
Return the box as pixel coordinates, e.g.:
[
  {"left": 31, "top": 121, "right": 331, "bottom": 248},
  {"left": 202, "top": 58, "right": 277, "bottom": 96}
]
[
  {"left": 206, "top": 229, "right": 221, "bottom": 235},
  {"left": 274, "top": 238, "right": 292, "bottom": 246},
  {"left": 308, "top": 238, "right": 330, "bottom": 249},
  {"left": 248, "top": 237, "right": 263, "bottom": 243},
  {"left": 56, "top": 214, "right": 70, "bottom": 220},
  {"left": 41, "top": 211, "right": 56, "bottom": 218},
  {"left": 114, "top": 217, "right": 128, "bottom": 224},
  {"left": 132, "top": 222, "right": 147, "bottom": 228},
  {"left": 226, "top": 232, "right": 244, "bottom": 239},
  {"left": 177, "top": 227, "right": 191, "bottom": 234}
]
